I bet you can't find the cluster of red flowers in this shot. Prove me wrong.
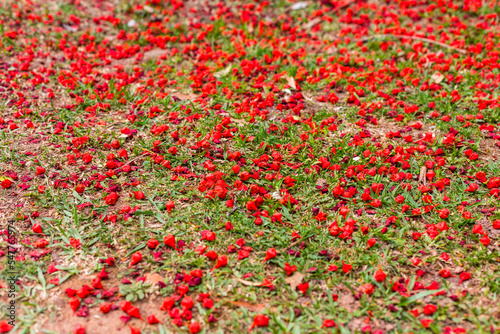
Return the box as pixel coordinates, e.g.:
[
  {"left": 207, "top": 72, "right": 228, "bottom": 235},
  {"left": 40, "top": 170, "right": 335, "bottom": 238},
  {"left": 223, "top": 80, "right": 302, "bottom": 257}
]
[{"left": 1, "top": 0, "right": 500, "bottom": 332}]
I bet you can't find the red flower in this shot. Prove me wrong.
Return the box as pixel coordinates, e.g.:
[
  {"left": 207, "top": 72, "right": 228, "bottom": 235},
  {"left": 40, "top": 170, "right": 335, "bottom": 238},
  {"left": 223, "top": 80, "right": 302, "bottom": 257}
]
[
  {"left": 147, "top": 236, "right": 159, "bottom": 249},
  {"left": 360, "top": 283, "right": 374, "bottom": 295},
  {"left": 368, "top": 199, "right": 382, "bottom": 208},
  {"left": 211, "top": 255, "right": 227, "bottom": 271},
  {"left": 165, "top": 201, "right": 175, "bottom": 213},
  {"left": 36, "top": 166, "right": 46, "bottom": 176},
  {"left": 181, "top": 296, "right": 194, "bottom": 310},
  {"left": 99, "top": 302, "right": 112, "bottom": 313},
  {"left": 373, "top": 266, "right": 386, "bottom": 282},
  {"left": 472, "top": 224, "right": 484, "bottom": 234},
  {"left": 421, "top": 319, "right": 433, "bottom": 328},
  {"left": 249, "top": 314, "right": 269, "bottom": 331},
  {"left": 367, "top": 239, "right": 376, "bottom": 249},
  {"left": 75, "top": 184, "right": 85, "bottom": 193},
  {"left": 1, "top": 179, "right": 12, "bottom": 189},
  {"left": 459, "top": 272, "right": 471, "bottom": 284},
  {"left": 411, "top": 258, "right": 422, "bottom": 266},
  {"left": 297, "top": 282, "right": 309, "bottom": 295},
  {"left": 284, "top": 262, "right": 297, "bottom": 276},
  {"left": 160, "top": 297, "right": 175, "bottom": 311},
  {"left": 423, "top": 304, "right": 437, "bottom": 316},
  {"left": 0, "top": 321, "right": 13, "bottom": 333},
  {"left": 202, "top": 298, "right": 214, "bottom": 309},
  {"left": 395, "top": 195, "right": 405, "bottom": 203},
  {"left": 133, "top": 191, "right": 145, "bottom": 200},
  {"left": 480, "top": 235, "right": 491, "bottom": 246},
  {"left": 126, "top": 305, "right": 143, "bottom": 320},
  {"left": 104, "top": 192, "right": 119, "bottom": 205},
  {"left": 262, "top": 248, "right": 277, "bottom": 264},
  {"left": 128, "top": 252, "right": 142, "bottom": 268},
  {"left": 69, "top": 296, "right": 80, "bottom": 314},
  {"left": 342, "top": 261, "right": 352, "bottom": 274},
  {"left": 322, "top": 319, "right": 336, "bottom": 328},
  {"left": 493, "top": 220, "right": 500, "bottom": 229},
  {"left": 32, "top": 224, "right": 43, "bottom": 234},
  {"left": 35, "top": 239, "right": 49, "bottom": 248},
  {"left": 314, "top": 212, "right": 327, "bottom": 221},
  {"left": 440, "top": 252, "right": 450, "bottom": 261},
  {"left": 147, "top": 315, "right": 161, "bottom": 324},
  {"left": 128, "top": 324, "right": 141, "bottom": 334},
  {"left": 188, "top": 322, "right": 201, "bottom": 333},
  {"left": 73, "top": 324, "right": 86, "bottom": 334},
  {"left": 164, "top": 234, "right": 178, "bottom": 250}
]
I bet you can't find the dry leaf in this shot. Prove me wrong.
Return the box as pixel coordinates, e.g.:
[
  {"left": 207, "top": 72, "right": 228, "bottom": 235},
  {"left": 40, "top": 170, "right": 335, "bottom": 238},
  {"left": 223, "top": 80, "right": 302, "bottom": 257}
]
[
  {"left": 418, "top": 166, "right": 427, "bottom": 184},
  {"left": 172, "top": 92, "right": 199, "bottom": 100},
  {"left": 228, "top": 300, "right": 265, "bottom": 312},
  {"left": 285, "top": 272, "right": 304, "bottom": 290},
  {"left": 291, "top": 1, "right": 309, "bottom": 10},
  {"left": 214, "top": 65, "right": 232, "bottom": 78},
  {"left": 315, "top": 178, "right": 326, "bottom": 187},
  {"left": 237, "top": 278, "right": 262, "bottom": 286},
  {"left": 302, "top": 17, "right": 321, "bottom": 30},
  {"left": 146, "top": 273, "right": 164, "bottom": 285},
  {"left": 143, "top": 49, "right": 167, "bottom": 61},
  {"left": 431, "top": 72, "right": 444, "bottom": 84},
  {"left": 284, "top": 76, "right": 296, "bottom": 90}
]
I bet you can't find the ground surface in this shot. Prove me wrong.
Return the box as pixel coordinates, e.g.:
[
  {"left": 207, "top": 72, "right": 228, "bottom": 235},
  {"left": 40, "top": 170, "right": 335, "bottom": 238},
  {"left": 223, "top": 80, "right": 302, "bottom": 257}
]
[{"left": 0, "top": 0, "right": 500, "bottom": 333}]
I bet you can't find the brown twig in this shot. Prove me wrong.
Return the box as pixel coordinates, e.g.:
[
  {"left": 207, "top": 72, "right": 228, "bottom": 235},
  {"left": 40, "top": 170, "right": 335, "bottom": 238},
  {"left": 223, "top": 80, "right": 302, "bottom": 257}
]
[
  {"left": 333, "top": 0, "right": 356, "bottom": 12},
  {"left": 226, "top": 194, "right": 239, "bottom": 217},
  {"left": 418, "top": 166, "right": 428, "bottom": 185},
  {"left": 356, "top": 34, "right": 468, "bottom": 54},
  {"left": 288, "top": 234, "right": 314, "bottom": 249},
  {"left": 122, "top": 154, "right": 145, "bottom": 168}
]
